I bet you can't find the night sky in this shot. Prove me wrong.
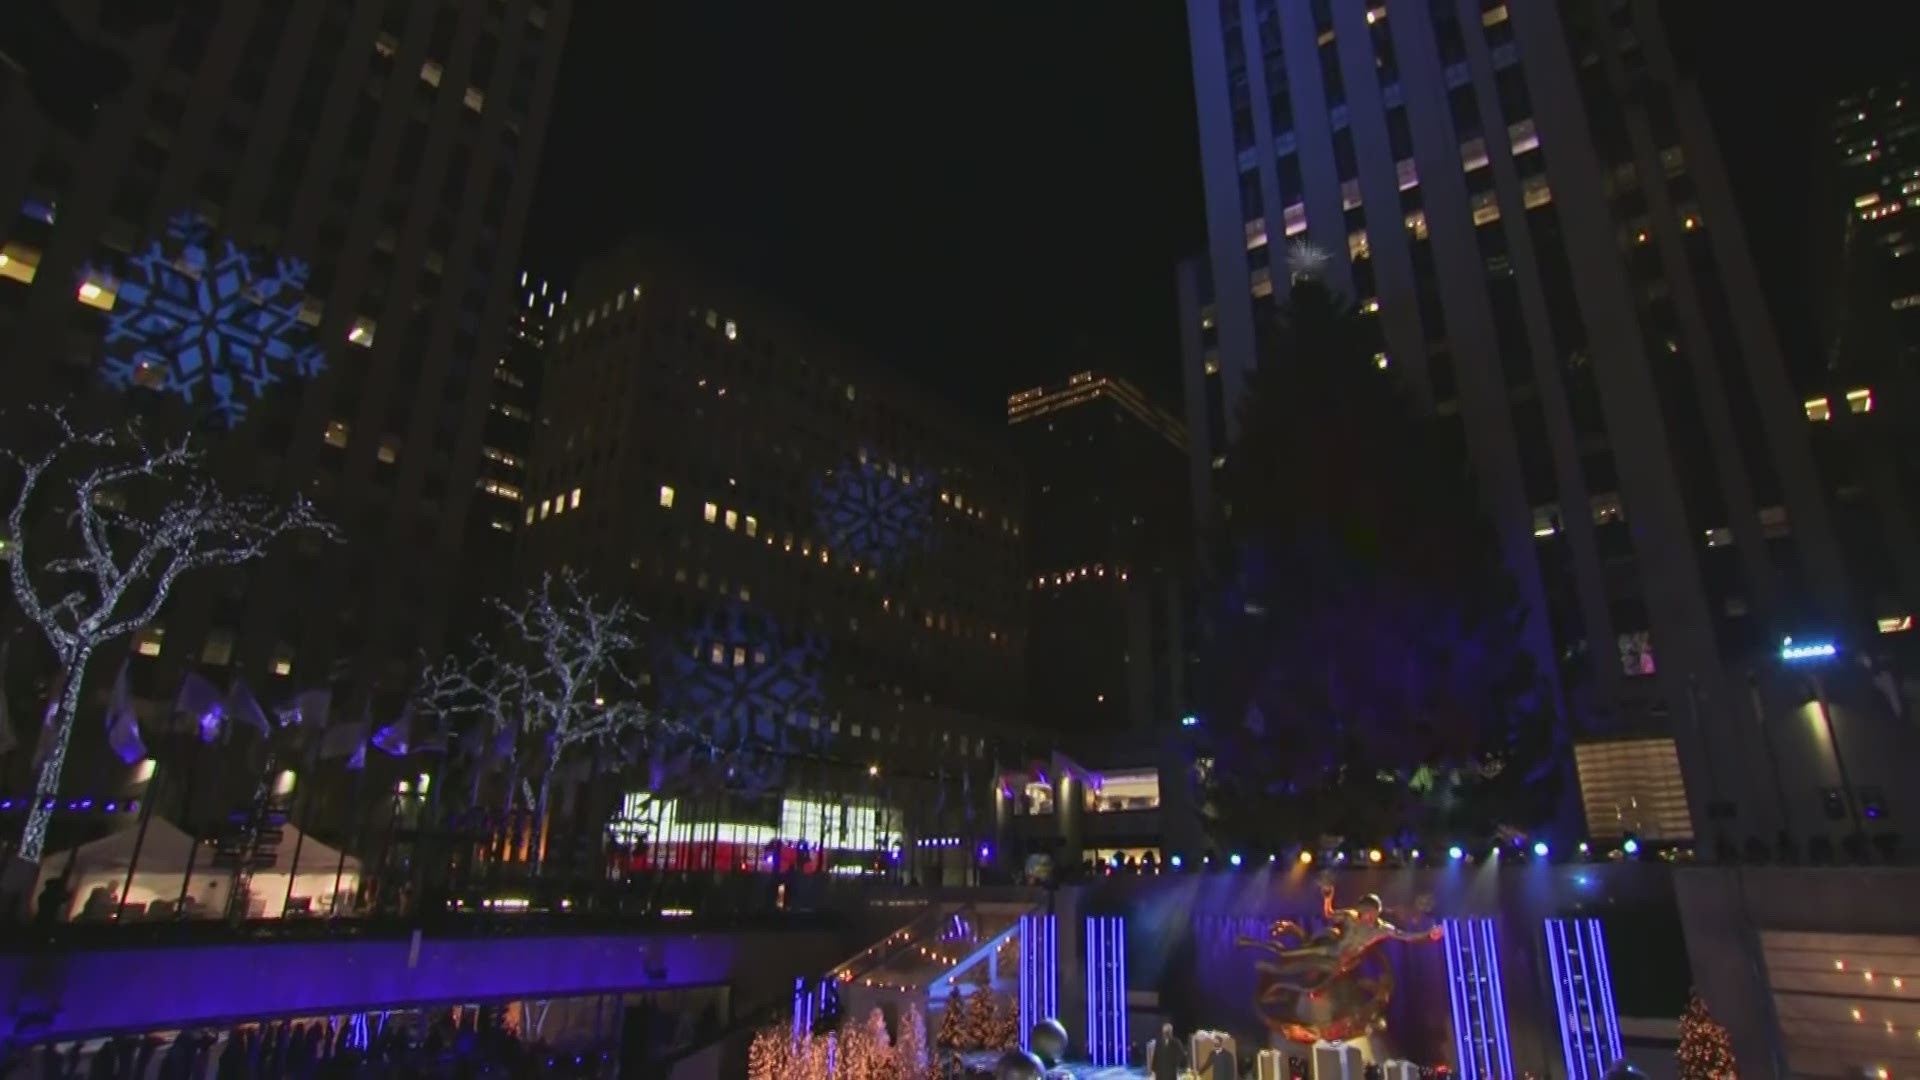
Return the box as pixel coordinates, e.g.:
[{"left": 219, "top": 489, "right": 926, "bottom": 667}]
[{"left": 525, "top": 3, "right": 1920, "bottom": 426}]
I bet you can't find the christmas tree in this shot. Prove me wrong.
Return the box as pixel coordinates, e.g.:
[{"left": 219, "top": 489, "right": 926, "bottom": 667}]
[
  {"left": 894, "top": 1003, "right": 930, "bottom": 1076},
  {"left": 746, "top": 1026, "right": 792, "bottom": 1080},
  {"left": 935, "top": 998, "right": 964, "bottom": 1051},
  {"left": 989, "top": 992, "right": 1021, "bottom": 1050},
  {"left": 1676, "top": 990, "right": 1737, "bottom": 1080},
  {"left": 961, "top": 988, "right": 998, "bottom": 1051},
  {"left": 837, "top": 1014, "right": 880, "bottom": 1080}
]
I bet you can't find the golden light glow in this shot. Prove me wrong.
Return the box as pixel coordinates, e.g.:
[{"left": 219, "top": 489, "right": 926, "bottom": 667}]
[
  {"left": 1298, "top": 851, "right": 1313, "bottom": 865},
  {"left": 1367, "top": 849, "right": 1384, "bottom": 864}
]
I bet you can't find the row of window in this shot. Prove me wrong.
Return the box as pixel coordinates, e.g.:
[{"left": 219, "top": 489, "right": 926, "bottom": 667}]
[
  {"left": 525, "top": 486, "right": 582, "bottom": 522},
  {"left": 1804, "top": 389, "right": 1874, "bottom": 422}
]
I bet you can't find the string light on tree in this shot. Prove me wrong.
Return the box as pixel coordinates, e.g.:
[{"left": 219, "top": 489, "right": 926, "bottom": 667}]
[
  {"left": 1, "top": 406, "right": 333, "bottom": 880},
  {"left": 1676, "top": 990, "right": 1737, "bottom": 1080}
]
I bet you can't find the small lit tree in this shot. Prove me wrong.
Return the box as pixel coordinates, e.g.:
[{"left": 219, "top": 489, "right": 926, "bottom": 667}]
[
  {"left": 1676, "top": 990, "right": 1737, "bottom": 1080},
  {"left": 418, "top": 571, "right": 690, "bottom": 871},
  {"left": 989, "top": 992, "right": 1021, "bottom": 1051},
  {"left": 747, "top": 1026, "right": 792, "bottom": 1080},
  {"left": 960, "top": 988, "right": 998, "bottom": 1051},
  {"left": 934, "top": 998, "right": 964, "bottom": 1051},
  {"left": 1, "top": 406, "right": 332, "bottom": 879},
  {"left": 893, "top": 1003, "right": 930, "bottom": 1077}
]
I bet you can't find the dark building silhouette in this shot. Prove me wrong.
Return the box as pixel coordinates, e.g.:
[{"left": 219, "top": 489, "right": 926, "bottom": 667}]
[{"left": 1008, "top": 371, "right": 1189, "bottom": 735}]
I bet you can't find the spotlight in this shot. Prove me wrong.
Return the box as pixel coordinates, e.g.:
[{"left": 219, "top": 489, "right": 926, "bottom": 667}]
[
  {"left": 1335, "top": 851, "right": 1348, "bottom": 863},
  {"left": 1269, "top": 853, "right": 1278, "bottom": 863},
  {"left": 1170, "top": 854, "right": 1183, "bottom": 869},
  {"left": 1229, "top": 853, "right": 1243, "bottom": 867},
  {"left": 1367, "top": 848, "right": 1383, "bottom": 864},
  {"left": 1448, "top": 845, "right": 1464, "bottom": 861},
  {"left": 1298, "top": 851, "right": 1313, "bottom": 865},
  {"left": 1578, "top": 841, "right": 1590, "bottom": 855},
  {"left": 1533, "top": 841, "right": 1550, "bottom": 858},
  {"left": 1622, "top": 838, "right": 1640, "bottom": 856},
  {"left": 1410, "top": 849, "right": 1421, "bottom": 861}
]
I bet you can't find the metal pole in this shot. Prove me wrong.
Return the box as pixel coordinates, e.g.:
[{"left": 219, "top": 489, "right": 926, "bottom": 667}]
[
  {"left": 329, "top": 768, "right": 363, "bottom": 919},
  {"left": 115, "top": 751, "right": 163, "bottom": 921},
  {"left": 173, "top": 738, "right": 204, "bottom": 916},
  {"left": 280, "top": 770, "right": 315, "bottom": 917}
]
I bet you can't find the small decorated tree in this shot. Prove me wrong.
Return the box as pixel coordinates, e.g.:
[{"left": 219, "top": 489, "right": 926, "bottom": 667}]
[
  {"left": 989, "top": 993, "right": 1021, "bottom": 1051},
  {"left": 746, "top": 1026, "right": 792, "bottom": 1080},
  {"left": 935, "top": 998, "right": 964, "bottom": 1051},
  {"left": 1677, "top": 991, "right": 1737, "bottom": 1080},
  {"left": 960, "top": 988, "right": 997, "bottom": 1051},
  {"left": 836, "top": 1015, "right": 878, "bottom": 1080},
  {"left": 894, "top": 1003, "right": 930, "bottom": 1076}
]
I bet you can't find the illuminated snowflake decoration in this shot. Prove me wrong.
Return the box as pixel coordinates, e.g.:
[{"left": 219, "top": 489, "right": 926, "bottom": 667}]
[
  {"left": 1286, "top": 240, "right": 1332, "bottom": 282},
  {"left": 812, "top": 447, "right": 935, "bottom": 571},
  {"left": 658, "top": 603, "right": 825, "bottom": 744},
  {"left": 93, "top": 211, "right": 325, "bottom": 427}
]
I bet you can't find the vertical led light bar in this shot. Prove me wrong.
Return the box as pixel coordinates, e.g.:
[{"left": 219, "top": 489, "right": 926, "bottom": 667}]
[
  {"left": 1084, "top": 916, "right": 1129, "bottom": 1067},
  {"left": 1020, "top": 914, "right": 1059, "bottom": 1051},
  {"left": 1441, "top": 917, "right": 1515, "bottom": 1078},
  {"left": 1543, "top": 918, "right": 1624, "bottom": 1077}
]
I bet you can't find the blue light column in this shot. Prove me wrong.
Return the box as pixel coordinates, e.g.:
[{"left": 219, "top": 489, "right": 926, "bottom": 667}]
[
  {"left": 1441, "top": 917, "right": 1515, "bottom": 1080},
  {"left": 1019, "top": 914, "right": 1059, "bottom": 1051},
  {"left": 1543, "top": 918, "right": 1624, "bottom": 1079},
  {"left": 1084, "top": 916, "right": 1129, "bottom": 1067}
]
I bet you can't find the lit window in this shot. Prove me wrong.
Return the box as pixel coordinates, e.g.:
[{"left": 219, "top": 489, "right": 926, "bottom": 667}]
[
  {"left": 1199, "top": 305, "right": 1217, "bottom": 331},
  {"left": 1341, "top": 179, "right": 1363, "bottom": 210},
  {"left": 659, "top": 485, "right": 676, "bottom": 508},
  {"left": 1857, "top": 192, "right": 1883, "bottom": 209},
  {"left": 323, "top": 420, "right": 351, "bottom": 449},
  {"left": 705, "top": 309, "right": 718, "bottom": 328},
  {"left": 76, "top": 271, "right": 117, "bottom": 311},
  {"left": 271, "top": 644, "right": 294, "bottom": 678},
  {"left": 419, "top": 60, "right": 443, "bottom": 87},
  {"left": 725, "top": 319, "right": 738, "bottom": 341},
  {"left": 540, "top": 499, "right": 552, "bottom": 520},
  {"left": 134, "top": 626, "right": 165, "bottom": 658},
  {"left": 373, "top": 32, "right": 399, "bottom": 59},
  {"left": 569, "top": 487, "right": 582, "bottom": 509},
  {"left": 1366, "top": 5, "right": 1386, "bottom": 23},
  {"left": 1805, "top": 397, "right": 1832, "bottom": 421},
  {"left": 1395, "top": 158, "right": 1420, "bottom": 191},
  {"left": 0, "top": 241, "right": 42, "bottom": 285},
  {"left": 1282, "top": 203, "right": 1308, "bottom": 236},
  {"left": 1704, "top": 527, "right": 1733, "bottom": 548},
  {"left": 1470, "top": 190, "right": 1501, "bottom": 225},
  {"left": 1482, "top": 4, "right": 1509, "bottom": 25},
  {"left": 1591, "top": 492, "right": 1625, "bottom": 525},
  {"left": 1348, "top": 229, "right": 1370, "bottom": 260},
  {"left": 1204, "top": 354, "right": 1221, "bottom": 376},
  {"left": 525, "top": 506, "right": 535, "bottom": 524},
  {"left": 1509, "top": 118, "right": 1539, "bottom": 155},
  {"left": 1680, "top": 208, "right": 1702, "bottom": 231},
  {"left": 479, "top": 480, "right": 522, "bottom": 502},
  {"left": 1360, "top": 297, "right": 1381, "bottom": 314},
  {"left": 704, "top": 502, "right": 718, "bottom": 524},
  {"left": 1846, "top": 387, "right": 1873, "bottom": 414},
  {"left": 744, "top": 515, "right": 758, "bottom": 537},
  {"left": 347, "top": 316, "right": 377, "bottom": 347},
  {"left": 1891, "top": 294, "right": 1920, "bottom": 311},
  {"left": 1521, "top": 175, "right": 1553, "bottom": 208},
  {"left": 1758, "top": 505, "right": 1790, "bottom": 538},
  {"left": 1373, "top": 352, "right": 1390, "bottom": 370},
  {"left": 724, "top": 509, "right": 738, "bottom": 531},
  {"left": 463, "top": 86, "right": 486, "bottom": 113},
  {"left": 1245, "top": 217, "right": 1268, "bottom": 250},
  {"left": 1879, "top": 615, "right": 1914, "bottom": 634},
  {"left": 1461, "top": 137, "right": 1490, "bottom": 172},
  {"left": 297, "top": 296, "right": 324, "bottom": 327},
  {"left": 1250, "top": 267, "right": 1273, "bottom": 298},
  {"left": 378, "top": 435, "right": 402, "bottom": 464},
  {"left": 1404, "top": 209, "right": 1429, "bottom": 240},
  {"left": 1211, "top": 455, "right": 1226, "bottom": 470},
  {"left": 201, "top": 629, "right": 235, "bottom": 667}
]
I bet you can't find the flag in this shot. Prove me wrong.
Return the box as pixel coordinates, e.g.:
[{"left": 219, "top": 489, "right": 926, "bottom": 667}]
[
  {"left": 347, "top": 741, "right": 367, "bottom": 771},
  {"left": 175, "top": 671, "right": 225, "bottom": 741},
  {"left": 372, "top": 703, "right": 414, "bottom": 756},
  {"left": 105, "top": 660, "right": 145, "bottom": 764},
  {"left": 0, "top": 640, "right": 15, "bottom": 757},
  {"left": 226, "top": 678, "right": 271, "bottom": 738}
]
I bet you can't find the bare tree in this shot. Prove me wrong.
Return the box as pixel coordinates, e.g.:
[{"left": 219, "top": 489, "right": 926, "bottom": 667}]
[
  {"left": 418, "top": 570, "right": 689, "bottom": 871},
  {"left": 1, "top": 406, "right": 334, "bottom": 878}
]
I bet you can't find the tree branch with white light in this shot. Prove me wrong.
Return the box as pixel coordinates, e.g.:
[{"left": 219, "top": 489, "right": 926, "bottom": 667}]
[
  {"left": 418, "top": 570, "right": 691, "bottom": 870},
  {"left": 1, "top": 405, "right": 335, "bottom": 882}
]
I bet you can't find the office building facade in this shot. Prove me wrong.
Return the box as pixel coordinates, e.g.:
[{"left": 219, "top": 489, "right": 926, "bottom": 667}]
[
  {"left": 0, "top": 1, "right": 570, "bottom": 711},
  {"left": 1176, "top": 0, "right": 1911, "bottom": 855},
  {"left": 519, "top": 245, "right": 1032, "bottom": 867},
  {"left": 1008, "top": 371, "right": 1189, "bottom": 735},
  {"left": 460, "top": 269, "right": 557, "bottom": 596}
]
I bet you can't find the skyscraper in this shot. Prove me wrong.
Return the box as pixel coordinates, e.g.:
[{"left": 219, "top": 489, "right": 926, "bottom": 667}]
[
  {"left": 519, "top": 243, "right": 1032, "bottom": 854},
  {"left": 0, "top": 2, "right": 571, "bottom": 706},
  {"left": 1009, "top": 371, "right": 1189, "bottom": 734},
  {"left": 1177, "top": 0, "right": 1907, "bottom": 853}
]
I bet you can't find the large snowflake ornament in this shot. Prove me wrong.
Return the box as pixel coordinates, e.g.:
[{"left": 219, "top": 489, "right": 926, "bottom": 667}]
[
  {"left": 92, "top": 211, "right": 325, "bottom": 427},
  {"left": 812, "top": 447, "right": 935, "bottom": 571},
  {"left": 658, "top": 603, "right": 825, "bottom": 744}
]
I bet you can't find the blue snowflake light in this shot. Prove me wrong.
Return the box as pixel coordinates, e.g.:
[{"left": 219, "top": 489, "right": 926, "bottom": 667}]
[
  {"left": 659, "top": 603, "right": 824, "bottom": 744},
  {"left": 812, "top": 447, "right": 935, "bottom": 571},
  {"left": 92, "top": 211, "right": 325, "bottom": 427}
]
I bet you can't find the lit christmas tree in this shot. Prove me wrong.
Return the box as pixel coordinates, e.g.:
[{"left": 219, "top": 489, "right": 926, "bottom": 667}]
[
  {"left": 746, "top": 1026, "right": 792, "bottom": 1080},
  {"left": 961, "top": 988, "right": 998, "bottom": 1051},
  {"left": 935, "top": 998, "right": 965, "bottom": 1051},
  {"left": 989, "top": 992, "right": 1021, "bottom": 1051},
  {"left": 894, "top": 1003, "right": 930, "bottom": 1076},
  {"left": 1676, "top": 991, "right": 1737, "bottom": 1080}
]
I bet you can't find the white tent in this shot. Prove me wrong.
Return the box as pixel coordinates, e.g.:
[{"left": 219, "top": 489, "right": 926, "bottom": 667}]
[{"left": 35, "top": 819, "right": 362, "bottom": 920}]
